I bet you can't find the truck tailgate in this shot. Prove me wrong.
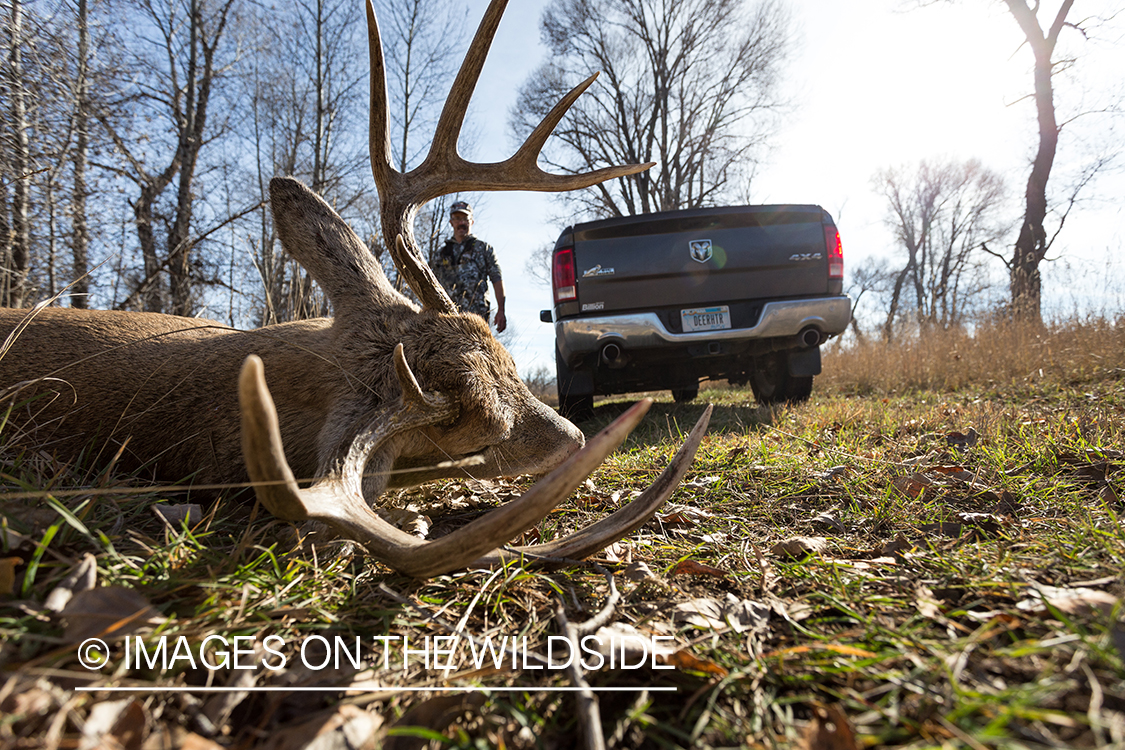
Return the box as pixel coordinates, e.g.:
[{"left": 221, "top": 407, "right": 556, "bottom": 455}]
[{"left": 571, "top": 206, "right": 829, "bottom": 316}]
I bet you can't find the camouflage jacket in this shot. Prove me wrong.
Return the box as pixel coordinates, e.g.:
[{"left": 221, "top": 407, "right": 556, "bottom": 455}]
[{"left": 432, "top": 235, "right": 502, "bottom": 318}]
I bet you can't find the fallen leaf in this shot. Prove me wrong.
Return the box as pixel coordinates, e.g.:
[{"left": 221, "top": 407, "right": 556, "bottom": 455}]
[
  {"left": 660, "top": 649, "right": 728, "bottom": 677},
  {"left": 591, "top": 622, "right": 677, "bottom": 666},
  {"left": 768, "top": 643, "right": 878, "bottom": 659},
  {"left": 810, "top": 511, "right": 844, "bottom": 534},
  {"left": 80, "top": 698, "right": 146, "bottom": 750},
  {"left": 1016, "top": 586, "right": 1118, "bottom": 617},
  {"left": 879, "top": 533, "right": 913, "bottom": 557},
  {"left": 59, "top": 586, "right": 164, "bottom": 643},
  {"left": 672, "top": 594, "right": 769, "bottom": 634},
  {"left": 672, "top": 597, "right": 725, "bottom": 630},
  {"left": 931, "top": 465, "right": 974, "bottom": 480},
  {"left": 0, "top": 525, "right": 32, "bottom": 552},
  {"left": 946, "top": 428, "right": 978, "bottom": 448},
  {"left": 722, "top": 595, "right": 770, "bottom": 635},
  {"left": 818, "top": 465, "right": 849, "bottom": 481},
  {"left": 892, "top": 473, "right": 932, "bottom": 498},
  {"left": 264, "top": 705, "right": 384, "bottom": 750},
  {"left": 671, "top": 559, "right": 727, "bottom": 578},
  {"left": 799, "top": 704, "right": 859, "bottom": 750},
  {"left": 45, "top": 553, "right": 98, "bottom": 612},
  {"left": 0, "top": 557, "right": 21, "bottom": 597},
  {"left": 914, "top": 585, "right": 943, "bottom": 620},
  {"left": 771, "top": 536, "right": 827, "bottom": 559},
  {"left": 622, "top": 561, "right": 658, "bottom": 581}
]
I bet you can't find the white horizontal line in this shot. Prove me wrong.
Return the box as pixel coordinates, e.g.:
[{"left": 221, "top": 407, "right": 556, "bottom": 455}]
[{"left": 75, "top": 686, "right": 676, "bottom": 693}]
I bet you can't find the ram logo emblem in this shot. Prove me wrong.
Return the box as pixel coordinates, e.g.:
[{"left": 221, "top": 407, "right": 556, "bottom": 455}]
[{"left": 689, "top": 239, "right": 713, "bottom": 263}]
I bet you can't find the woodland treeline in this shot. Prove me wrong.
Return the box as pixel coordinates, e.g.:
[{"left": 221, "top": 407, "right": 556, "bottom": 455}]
[
  {"left": 0, "top": 0, "right": 1110, "bottom": 338},
  {"left": 0, "top": 0, "right": 472, "bottom": 325}
]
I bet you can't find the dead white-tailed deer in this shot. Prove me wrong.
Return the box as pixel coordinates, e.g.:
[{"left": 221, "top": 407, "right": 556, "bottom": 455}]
[{"left": 0, "top": 0, "right": 712, "bottom": 577}]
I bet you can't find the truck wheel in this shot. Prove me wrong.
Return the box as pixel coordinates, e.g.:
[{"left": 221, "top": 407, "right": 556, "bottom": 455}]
[
  {"left": 559, "top": 394, "right": 594, "bottom": 421},
  {"left": 750, "top": 354, "right": 813, "bottom": 405},
  {"left": 671, "top": 386, "right": 698, "bottom": 403}
]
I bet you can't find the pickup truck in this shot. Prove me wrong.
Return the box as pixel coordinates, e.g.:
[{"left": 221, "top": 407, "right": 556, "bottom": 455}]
[{"left": 540, "top": 204, "right": 851, "bottom": 418}]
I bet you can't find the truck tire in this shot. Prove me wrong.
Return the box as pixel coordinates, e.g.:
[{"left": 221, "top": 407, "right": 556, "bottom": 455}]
[
  {"left": 559, "top": 394, "right": 594, "bottom": 421},
  {"left": 671, "top": 386, "right": 699, "bottom": 403},
  {"left": 750, "top": 353, "right": 813, "bottom": 405},
  {"left": 555, "top": 349, "right": 595, "bottom": 421}
]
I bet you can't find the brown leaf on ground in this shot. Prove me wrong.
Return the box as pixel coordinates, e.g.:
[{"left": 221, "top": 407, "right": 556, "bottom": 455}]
[
  {"left": 671, "top": 559, "right": 727, "bottom": 578},
  {"left": 945, "top": 428, "right": 978, "bottom": 448},
  {"left": 799, "top": 704, "right": 859, "bottom": 750},
  {"left": 82, "top": 698, "right": 147, "bottom": 750},
  {"left": 672, "top": 594, "right": 769, "bottom": 635},
  {"left": 661, "top": 649, "right": 729, "bottom": 677},
  {"left": 810, "top": 511, "right": 844, "bottom": 534},
  {"left": 0, "top": 557, "right": 21, "bottom": 597},
  {"left": 879, "top": 533, "right": 914, "bottom": 558},
  {"left": 771, "top": 536, "right": 827, "bottom": 559},
  {"left": 264, "top": 705, "right": 384, "bottom": 750},
  {"left": 622, "top": 561, "right": 659, "bottom": 582},
  {"left": 931, "top": 465, "right": 974, "bottom": 480},
  {"left": 59, "top": 586, "right": 164, "bottom": 643},
  {"left": 386, "top": 695, "right": 483, "bottom": 750},
  {"left": 892, "top": 473, "right": 932, "bottom": 498},
  {"left": 1016, "top": 586, "right": 1119, "bottom": 617}
]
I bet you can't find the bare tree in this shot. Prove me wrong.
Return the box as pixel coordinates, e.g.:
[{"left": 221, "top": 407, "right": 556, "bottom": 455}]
[
  {"left": 874, "top": 159, "right": 1008, "bottom": 338},
  {"left": 1004, "top": 0, "right": 1079, "bottom": 323},
  {"left": 511, "top": 0, "right": 792, "bottom": 218},
  {"left": 70, "top": 0, "right": 91, "bottom": 308},
  {"left": 3, "top": 0, "right": 32, "bottom": 307},
  {"left": 921, "top": 1, "right": 1112, "bottom": 323},
  {"left": 101, "top": 0, "right": 238, "bottom": 315}
]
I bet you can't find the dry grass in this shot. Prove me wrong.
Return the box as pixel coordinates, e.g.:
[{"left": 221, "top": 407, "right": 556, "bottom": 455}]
[{"left": 820, "top": 317, "right": 1125, "bottom": 396}]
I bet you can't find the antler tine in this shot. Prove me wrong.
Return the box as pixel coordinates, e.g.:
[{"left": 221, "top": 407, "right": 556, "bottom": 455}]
[
  {"left": 427, "top": 0, "right": 509, "bottom": 159},
  {"left": 240, "top": 354, "right": 657, "bottom": 578},
  {"left": 474, "top": 405, "right": 713, "bottom": 567},
  {"left": 393, "top": 235, "right": 457, "bottom": 314},
  {"left": 365, "top": 0, "right": 394, "bottom": 193},
  {"left": 366, "top": 0, "right": 654, "bottom": 212}
]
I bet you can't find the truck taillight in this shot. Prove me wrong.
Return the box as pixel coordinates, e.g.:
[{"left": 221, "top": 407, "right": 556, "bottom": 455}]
[
  {"left": 825, "top": 226, "right": 843, "bottom": 281},
  {"left": 553, "top": 246, "right": 576, "bottom": 303}
]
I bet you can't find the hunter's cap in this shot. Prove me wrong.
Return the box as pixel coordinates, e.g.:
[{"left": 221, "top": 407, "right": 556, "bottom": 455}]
[{"left": 450, "top": 201, "right": 473, "bottom": 218}]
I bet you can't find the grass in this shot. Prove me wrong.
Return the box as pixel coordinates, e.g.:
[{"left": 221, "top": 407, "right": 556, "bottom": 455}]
[{"left": 2, "top": 319, "right": 1124, "bottom": 748}]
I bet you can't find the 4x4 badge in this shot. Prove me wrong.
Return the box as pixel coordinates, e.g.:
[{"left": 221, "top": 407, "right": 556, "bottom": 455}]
[{"left": 689, "top": 239, "right": 713, "bottom": 263}]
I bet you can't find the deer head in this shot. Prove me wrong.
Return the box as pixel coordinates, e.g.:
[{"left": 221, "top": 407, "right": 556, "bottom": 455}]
[{"left": 235, "top": 0, "right": 711, "bottom": 577}]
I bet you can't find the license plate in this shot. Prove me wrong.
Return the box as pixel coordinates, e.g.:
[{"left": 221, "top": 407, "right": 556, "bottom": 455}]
[{"left": 681, "top": 306, "right": 731, "bottom": 333}]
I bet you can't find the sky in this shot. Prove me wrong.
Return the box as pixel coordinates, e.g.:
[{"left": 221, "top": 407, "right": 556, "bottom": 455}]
[{"left": 441, "top": 0, "right": 1125, "bottom": 377}]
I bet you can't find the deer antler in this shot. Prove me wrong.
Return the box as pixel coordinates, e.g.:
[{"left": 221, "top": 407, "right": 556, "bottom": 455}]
[
  {"left": 366, "top": 0, "right": 655, "bottom": 307},
  {"left": 240, "top": 353, "right": 708, "bottom": 577}
]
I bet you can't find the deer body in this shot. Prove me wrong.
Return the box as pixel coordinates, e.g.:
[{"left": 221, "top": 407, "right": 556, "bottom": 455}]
[
  {"left": 0, "top": 0, "right": 712, "bottom": 577},
  {"left": 1, "top": 181, "right": 584, "bottom": 499}
]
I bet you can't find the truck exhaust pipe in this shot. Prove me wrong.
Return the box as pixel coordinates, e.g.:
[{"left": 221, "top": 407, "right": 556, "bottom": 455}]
[
  {"left": 800, "top": 327, "right": 823, "bottom": 348},
  {"left": 600, "top": 342, "right": 623, "bottom": 367}
]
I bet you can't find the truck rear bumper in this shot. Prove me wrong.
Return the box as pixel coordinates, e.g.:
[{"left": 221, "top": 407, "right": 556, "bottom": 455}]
[{"left": 555, "top": 296, "right": 851, "bottom": 361}]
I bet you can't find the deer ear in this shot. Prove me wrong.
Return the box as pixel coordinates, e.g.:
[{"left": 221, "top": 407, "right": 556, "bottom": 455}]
[{"left": 269, "top": 177, "right": 407, "bottom": 314}]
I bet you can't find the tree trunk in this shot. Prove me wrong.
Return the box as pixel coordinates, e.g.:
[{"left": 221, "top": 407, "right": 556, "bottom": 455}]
[
  {"left": 71, "top": 0, "right": 91, "bottom": 308},
  {"left": 1004, "top": 0, "right": 1072, "bottom": 324},
  {"left": 7, "top": 0, "right": 32, "bottom": 308}
]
